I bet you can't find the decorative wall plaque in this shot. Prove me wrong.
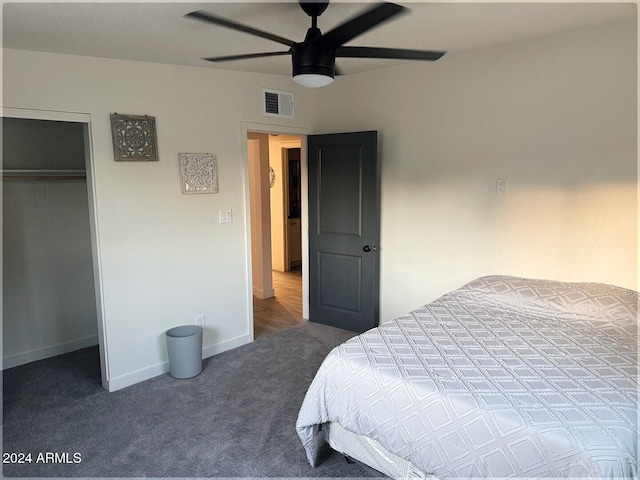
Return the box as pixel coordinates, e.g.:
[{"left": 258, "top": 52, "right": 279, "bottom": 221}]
[
  {"left": 179, "top": 153, "right": 218, "bottom": 194},
  {"left": 110, "top": 113, "right": 158, "bottom": 161}
]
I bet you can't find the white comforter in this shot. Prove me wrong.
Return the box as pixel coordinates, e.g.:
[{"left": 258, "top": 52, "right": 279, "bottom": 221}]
[{"left": 296, "top": 275, "right": 639, "bottom": 479}]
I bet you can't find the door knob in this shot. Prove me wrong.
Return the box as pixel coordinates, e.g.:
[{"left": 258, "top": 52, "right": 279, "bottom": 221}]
[{"left": 362, "top": 245, "right": 376, "bottom": 253}]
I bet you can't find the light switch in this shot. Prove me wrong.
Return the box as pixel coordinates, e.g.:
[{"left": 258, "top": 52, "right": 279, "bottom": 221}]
[{"left": 219, "top": 209, "right": 233, "bottom": 224}]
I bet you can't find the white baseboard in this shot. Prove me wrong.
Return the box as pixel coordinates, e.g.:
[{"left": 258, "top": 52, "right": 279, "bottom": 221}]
[
  {"left": 105, "top": 333, "right": 251, "bottom": 392},
  {"left": 253, "top": 286, "right": 275, "bottom": 299},
  {"left": 3, "top": 335, "right": 99, "bottom": 370}
]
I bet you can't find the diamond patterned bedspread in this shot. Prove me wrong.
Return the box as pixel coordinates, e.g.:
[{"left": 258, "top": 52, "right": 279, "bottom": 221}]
[{"left": 296, "top": 276, "right": 639, "bottom": 479}]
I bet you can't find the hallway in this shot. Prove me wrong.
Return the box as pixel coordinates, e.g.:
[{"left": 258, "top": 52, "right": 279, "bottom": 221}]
[{"left": 253, "top": 268, "right": 303, "bottom": 339}]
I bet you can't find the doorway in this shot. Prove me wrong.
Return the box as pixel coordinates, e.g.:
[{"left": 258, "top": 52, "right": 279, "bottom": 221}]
[
  {"left": 243, "top": 125, "right": 381, "bottom": 338},
  {"left": 2, "top": 108, "right": 106, "bottom": 388},
  {"left": 243, "top": 124, "right": 310, "bottom": 339}
]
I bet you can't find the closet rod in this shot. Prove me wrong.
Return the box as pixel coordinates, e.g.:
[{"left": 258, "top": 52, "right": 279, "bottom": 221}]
[{"left": 1, "top": 169, "right": 87, "bottom": 181}]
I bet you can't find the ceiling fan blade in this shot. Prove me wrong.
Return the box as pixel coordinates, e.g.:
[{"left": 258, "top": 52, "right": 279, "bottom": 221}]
[
  {"left": 315, "top": 2, "right": 406, "bottom": 50},
  {"left": 186, "top": 10, "right": 295, "bottom": 47},
  {"left": 203, "top": 51, "right": 291, "bottom": 63},
  {"left": 336, "top": 46, "right": 445, "bottom": 61}
]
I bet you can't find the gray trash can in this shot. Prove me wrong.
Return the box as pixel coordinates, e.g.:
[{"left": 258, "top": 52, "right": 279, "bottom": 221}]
[{"left": 165, "top": 325, "right": 203, "bottom": 379}]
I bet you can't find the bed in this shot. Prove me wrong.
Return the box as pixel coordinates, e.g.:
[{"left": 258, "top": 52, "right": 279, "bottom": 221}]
[{"left": 296, "top": 275, "right": 639, "bottom": 479}]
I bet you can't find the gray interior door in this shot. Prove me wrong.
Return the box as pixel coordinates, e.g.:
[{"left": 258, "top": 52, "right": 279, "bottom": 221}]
[{"left": 308, "top": 131, "right": 380, "bottom": 333}]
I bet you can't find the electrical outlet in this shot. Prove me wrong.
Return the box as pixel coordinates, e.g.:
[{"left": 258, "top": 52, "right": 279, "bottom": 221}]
[
  {"left": 196, "top": 314, "right": 205, "bottom": 327},
  {"left": 496, "top": 178, "right": 507, "bottom": 195}
]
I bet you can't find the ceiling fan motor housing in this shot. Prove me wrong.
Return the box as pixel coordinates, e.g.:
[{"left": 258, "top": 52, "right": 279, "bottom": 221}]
[{"left": 292, "top": 42, "right": 336, "bottom": 79}]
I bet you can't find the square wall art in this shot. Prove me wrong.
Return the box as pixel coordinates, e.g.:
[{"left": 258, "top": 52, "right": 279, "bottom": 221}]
[
  {"left": 179, "top": 153, "right": 218, "bottom": 194},
  {"left": 110, "top": 113, "right": 158, "bottom": 161}
]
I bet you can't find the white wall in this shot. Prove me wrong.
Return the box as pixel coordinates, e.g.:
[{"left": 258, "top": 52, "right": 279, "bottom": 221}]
[
  {"left": 248, "top": 133, "right": 274, "bottom": 300},
  {"left": 3, "top": 49, "right": 314, "bottom": 390},
  {"left": 314, "top": 20, "right": 637, "bottom": 322}
]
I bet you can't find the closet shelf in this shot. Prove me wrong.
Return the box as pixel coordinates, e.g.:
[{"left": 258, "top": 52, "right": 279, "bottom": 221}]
[{"left": 1, "top": 169, "right": 87, "bottom": 181}]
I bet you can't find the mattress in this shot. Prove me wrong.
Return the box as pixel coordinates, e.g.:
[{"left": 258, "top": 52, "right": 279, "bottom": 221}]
[{"left": 296, "top": 275, "right": 639, "bottom": 479}]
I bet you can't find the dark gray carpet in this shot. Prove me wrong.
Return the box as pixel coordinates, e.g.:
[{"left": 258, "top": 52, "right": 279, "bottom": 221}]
[{"left": 3, "top": 321, "right": 381, "bottom": 478}]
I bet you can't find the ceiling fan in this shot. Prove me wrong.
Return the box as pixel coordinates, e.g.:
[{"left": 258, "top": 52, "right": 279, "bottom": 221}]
[{"left": 185, "top": 1, "right": 446, "bottom": 88}]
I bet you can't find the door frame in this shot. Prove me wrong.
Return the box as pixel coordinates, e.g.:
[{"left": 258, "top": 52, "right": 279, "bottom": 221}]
[
  {"left": 241, "top": 122, "right": 311, "bottom": 341},
  {"left": 1, "top": 106, "right": 109, "bottom": 389}
]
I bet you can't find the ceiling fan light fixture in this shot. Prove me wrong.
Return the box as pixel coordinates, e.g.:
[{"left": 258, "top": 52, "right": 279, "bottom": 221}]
[
  {"left": 293, "top": 73, "right": 334, "bottom": 88},
  {"left": 291, "top": 43, "right": 335, "bottom": 88}
]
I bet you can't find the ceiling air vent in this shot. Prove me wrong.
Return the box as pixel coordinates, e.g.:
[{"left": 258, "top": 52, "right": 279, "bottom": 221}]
[{"left": 262, "top": 89, "right": 294, "bottom": 119}]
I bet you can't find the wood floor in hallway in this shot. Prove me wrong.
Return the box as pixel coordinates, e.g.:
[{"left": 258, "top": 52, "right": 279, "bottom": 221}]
[{"left": 253, "top": 267, "right": 304, "bottom": 339}]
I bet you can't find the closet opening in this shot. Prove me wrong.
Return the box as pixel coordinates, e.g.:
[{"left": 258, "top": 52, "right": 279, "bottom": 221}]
[{"left": 2, "top": 113, "right": 104, "bottom": 391}]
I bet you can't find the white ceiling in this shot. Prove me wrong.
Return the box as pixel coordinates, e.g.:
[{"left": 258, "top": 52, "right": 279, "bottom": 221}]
[{"left": 3, "top": 2, "right": 635, "bottom": 77}]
